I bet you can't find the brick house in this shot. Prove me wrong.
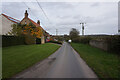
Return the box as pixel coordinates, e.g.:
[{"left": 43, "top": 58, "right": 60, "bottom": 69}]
[
  {"left": 0, "top": 11, "right": 51, "bottom": 44},
  {"left": 0, "top": 14, "right": 20, "bottom": 35},
  {"left": 20, "top": 10, "right": 50, "bottom": 44}
]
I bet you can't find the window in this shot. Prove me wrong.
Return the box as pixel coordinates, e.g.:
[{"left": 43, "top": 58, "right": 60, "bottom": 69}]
[{"left": 25, "top": 21, "right": 26, "bottom": 24}]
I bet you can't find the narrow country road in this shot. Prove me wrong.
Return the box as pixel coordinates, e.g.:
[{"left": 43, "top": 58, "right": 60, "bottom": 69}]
[{"left": 14, "top": 42, "right": 97, "bottom": 78}]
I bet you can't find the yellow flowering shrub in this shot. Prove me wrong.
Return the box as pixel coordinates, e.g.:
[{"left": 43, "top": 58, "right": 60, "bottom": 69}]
[{"left": 23, "top": 25, "right": 43, "bottom": 38}]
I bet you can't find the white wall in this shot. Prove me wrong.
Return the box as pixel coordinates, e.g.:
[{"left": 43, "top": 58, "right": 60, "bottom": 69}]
[{"left": 0, "top": 15, "right": 15, "bottom": 35}]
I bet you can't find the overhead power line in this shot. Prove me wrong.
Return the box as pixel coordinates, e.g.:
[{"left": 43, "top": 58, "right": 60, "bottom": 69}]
[
  {"left": 23, "top": 2, "right": 30, "bottom": 10},
  {"left": 22, "top": 2, "right": 49, "bottom": 31},
  {"left": 23, "top": 2, "right": 38, "bottom": 19},
  {"left": 36, "top": 0, "right": 50, "bottom": 22},
  {"left": 35, "top": 0, "right": 57, "bottom": 32},
  {"left": 23, "top": 1, "right": 57, "bottom": 34}
]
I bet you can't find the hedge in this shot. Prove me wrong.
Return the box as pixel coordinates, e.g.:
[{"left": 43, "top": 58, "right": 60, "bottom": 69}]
[
  {"left": 24, "top": 34, "right": 36, "bottom": 45},
  {"left": 2, "top": 35, "right": 25, "bottom": 47},
  {"left": 49, "top": 40, "right": 62, "bottom": 45},
  {"left": 72, "top": 36, "right": 92, "bottom": 44},
  {"left": 103, "top": 35, "right": 120, "bottom": 54}
]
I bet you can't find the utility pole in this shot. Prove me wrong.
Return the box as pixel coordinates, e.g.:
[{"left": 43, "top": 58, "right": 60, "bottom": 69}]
[
  {"left": 80, "top": 22, "right": 86, "bottom": 36},
  {"left": 56, "top": 29, "right": 58, "bottom": 41},
  {"left": 56, "top": 29, "right": 58, "bottom": 36}
]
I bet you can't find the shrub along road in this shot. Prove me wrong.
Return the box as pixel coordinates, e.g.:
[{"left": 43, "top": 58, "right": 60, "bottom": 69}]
[
  {"left": 71, "top": 43, "right": 119, "bottom": 78},
  {"left": 2, "top": 43, "right": 60, "bottom": 78}
]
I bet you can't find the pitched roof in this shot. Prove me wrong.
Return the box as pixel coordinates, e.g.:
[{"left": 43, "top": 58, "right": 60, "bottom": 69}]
[
  {"left": 28, "top": 18, "right": 51, "bottom": 37},
  {"left": 28, "top": 18, "right": 45, "bottom": 31},
  {"left": 28, "top": 18, "right": 41, "bottom": 27},
  {"left": 1, "top": 13, "right": 20, "bottom": 23}
]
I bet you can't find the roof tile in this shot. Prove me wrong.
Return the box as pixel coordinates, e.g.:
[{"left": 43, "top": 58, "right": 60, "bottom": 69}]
[{"left": 2, "top": 13, "right": 20, "bottom": 23}]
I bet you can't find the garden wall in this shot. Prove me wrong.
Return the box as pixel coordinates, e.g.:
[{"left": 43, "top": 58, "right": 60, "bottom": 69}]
[
  {"left": 72, "top": 35, "right": 120, "bottom": 54},
  {"left": 89, "top": 40, "right": 108, "bottom": 51},
  {"left": 89, "top": 35, "right": 120, "bottom": 54}
]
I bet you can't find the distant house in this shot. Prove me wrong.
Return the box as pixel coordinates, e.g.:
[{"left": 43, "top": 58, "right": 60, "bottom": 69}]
[
  {"left": 20, "top": 10, "right": 50, "bottom": 44},
  {"left": 0, "top": 14, "right": 20, "bottom": 35}
]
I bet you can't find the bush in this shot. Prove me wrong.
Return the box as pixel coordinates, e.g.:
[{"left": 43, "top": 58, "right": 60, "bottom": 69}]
[
  {"left": 72, "top": 36, "right": 92, "bottom": 44},
  {"left": 2, "top": 35, "right": 25, "bottom": 47},
  {"left": 24, "top": 34, "right": 36, "bottom": 45},
  {"left": 49, "top": 40, "right": 62, "bottom": 44},
  {"left": 104, "top": 36, "right": 120, "bottom": 54}
]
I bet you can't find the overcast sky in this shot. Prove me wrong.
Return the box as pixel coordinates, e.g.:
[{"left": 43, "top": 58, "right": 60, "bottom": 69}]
[{"left": 1, "top": 1, "right": 118, "bottom": 35}]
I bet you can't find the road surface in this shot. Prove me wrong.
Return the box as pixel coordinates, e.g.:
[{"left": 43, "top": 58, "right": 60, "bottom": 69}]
[{"left": 14, "top": 42, "right": 97, "bottom": 78}]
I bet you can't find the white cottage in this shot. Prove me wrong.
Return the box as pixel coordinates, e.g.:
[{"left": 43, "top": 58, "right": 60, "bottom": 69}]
[{"left": 0, "top": 14, "right": 20, "bottom": 35}]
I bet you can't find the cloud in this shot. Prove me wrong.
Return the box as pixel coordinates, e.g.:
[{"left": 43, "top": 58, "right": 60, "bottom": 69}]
[
  {"left": 2, "top": 2, "right": 26, "bottom": 20},
  {"left": 91, "top": 2, "right": 100, "bottom": 7},
  {"left": 1, "top": 2, "right": 118, "bottom": 35}
]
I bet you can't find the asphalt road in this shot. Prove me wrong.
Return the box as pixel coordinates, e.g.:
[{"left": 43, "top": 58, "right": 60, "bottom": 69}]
[{"left": 14, "top": 42, "right": 97, "bottom": 78}]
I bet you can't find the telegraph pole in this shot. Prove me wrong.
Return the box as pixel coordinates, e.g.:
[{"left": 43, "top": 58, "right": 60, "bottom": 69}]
[
  {"left": 56, "top": 29, "right": 58, "bottom": 36},
  {"left": 80, "top": 22, "right": 86, "bottom": 36},
  {"left": 56, "top": 29, "right": 58, "bottom": 41}
]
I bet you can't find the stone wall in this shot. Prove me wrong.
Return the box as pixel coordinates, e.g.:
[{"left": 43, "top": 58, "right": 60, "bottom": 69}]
[
  {"left": 20, "top": 18, "right": 31, "bottom": 25},
  {"left": 89, "top": 40, "right": 108, "bottom": 51}
]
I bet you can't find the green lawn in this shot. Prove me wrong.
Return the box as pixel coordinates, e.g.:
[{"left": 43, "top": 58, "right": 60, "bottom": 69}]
[
  {"left": 2, "top": 43, "right": 60, "bottom": 78},
  {"left": 71, "top": 43, "right": 119, "bottom": 78}
]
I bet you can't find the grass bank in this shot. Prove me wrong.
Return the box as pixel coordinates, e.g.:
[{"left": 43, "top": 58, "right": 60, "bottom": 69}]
[
  {"left": 71, "top": 43, "right": 119, "bottom": 78},
  {"left": 2, "top": 43, "right": 60, "bottom": 78}
]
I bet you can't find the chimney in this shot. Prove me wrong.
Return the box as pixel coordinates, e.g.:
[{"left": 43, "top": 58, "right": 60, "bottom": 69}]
[
  {"left": 37, "top": 20, "right": 40, "bottom": 25},
  {"left": 25, "top": 10, "right": 28, "bottom": 18}
]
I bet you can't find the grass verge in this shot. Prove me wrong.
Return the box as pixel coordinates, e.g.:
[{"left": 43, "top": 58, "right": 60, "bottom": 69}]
[
  {"left": 71, "top": 43, "right": 119, "bottom": 78},
  {"left": 2, "top": 43, "right": 60, "bottom": 78}
]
